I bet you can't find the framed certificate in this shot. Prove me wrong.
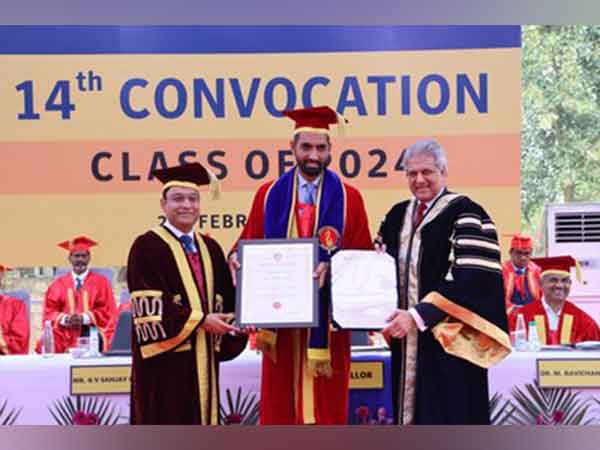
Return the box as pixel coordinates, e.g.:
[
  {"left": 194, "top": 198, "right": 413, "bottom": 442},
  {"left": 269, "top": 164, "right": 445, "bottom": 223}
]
[{"left": 235, "top": 238, "right": 319, "bottom": 328}]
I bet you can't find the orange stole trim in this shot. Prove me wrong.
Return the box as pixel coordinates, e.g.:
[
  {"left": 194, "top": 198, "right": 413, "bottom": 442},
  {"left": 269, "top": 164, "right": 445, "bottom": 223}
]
[
  {"left": 67, "top": 289, "right": 75, "bottom": 315},
  {"left": 505, "top": 272, "right": 515, "bottom": 305},
  {"left": 534, "top": 315, "right": 547, "bottom": 344},
  {"left": 560, "top": 314, "right": 574, "bottom": 345},
  {"left": 527, "top": 269, "right": 539, "bottom": 300},
  {"left": 424, "top": 292, "right": 511, "bottom": 369},
  {"left": 0, "top": 327, "right": 8, "bottom": 354}
]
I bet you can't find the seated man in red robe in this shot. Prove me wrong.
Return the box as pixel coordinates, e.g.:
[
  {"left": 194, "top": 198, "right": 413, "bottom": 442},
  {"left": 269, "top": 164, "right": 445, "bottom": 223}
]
[
  {"left": 502, "top": 234, "right": 541, "bottom": 313},
  {"left": 0, "top": 265, "right": 30, "bottom": 355},
  {"left": 508, "top": 256, "right": 600, "bottom": 345},
  {"left": 36, "top": 236, "right": 117, "bottom": 353}
]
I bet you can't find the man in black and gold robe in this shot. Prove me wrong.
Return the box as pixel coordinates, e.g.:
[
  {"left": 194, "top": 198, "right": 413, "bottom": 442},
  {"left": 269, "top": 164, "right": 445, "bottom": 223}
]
[
  {"left": 377, "top": 139, "right": 510, "bottom": 425},
  {"left": 127, "top": 163, "right": 244, "bottom": 425}
]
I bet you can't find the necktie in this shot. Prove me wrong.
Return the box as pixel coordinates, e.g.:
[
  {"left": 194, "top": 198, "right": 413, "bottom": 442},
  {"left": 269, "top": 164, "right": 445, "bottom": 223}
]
[
  {"left": 516, "top": 268, "right": 525, "bottom": 276},
  {"left": 304, "top": 183, "right": 316, "bottom": 205},
  {"left": 180, "top": 235, "right": 196, "bottom": 254},
  {"left": 75, "top": 277, "right": 82, "bottom": 291},
  {"left": 414, "top": 202, "right": 427, "bottom": 226}
]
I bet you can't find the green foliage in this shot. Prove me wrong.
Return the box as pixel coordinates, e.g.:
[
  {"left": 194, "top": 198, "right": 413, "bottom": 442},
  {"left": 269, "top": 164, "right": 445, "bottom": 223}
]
[
  {"left": 0, "top": 398, "right": 22, "bottom": 425},
  {"left": 522, "top": 26, "right": 600, "bottom": 232},
  {"left": 219, "top": 387, "right": 260, "bottom": 425},
  {"left": 48, "top": 395, "right": 121, "bottom": 425},
  {"left": 490, "top": 381, "right": 593, "bottom": 425}
]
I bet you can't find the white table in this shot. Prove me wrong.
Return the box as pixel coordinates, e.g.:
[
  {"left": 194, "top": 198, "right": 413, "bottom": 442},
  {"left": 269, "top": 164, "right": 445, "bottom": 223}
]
[
  {"left": 0, "top": 351, "right": 262, "bottom": 425},
  {"left": 3, "top": 349, "right": 600, "bottom": 424}
]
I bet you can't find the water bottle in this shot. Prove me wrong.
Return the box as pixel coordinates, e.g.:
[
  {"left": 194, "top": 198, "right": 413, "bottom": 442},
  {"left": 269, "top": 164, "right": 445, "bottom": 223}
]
[
  {"left": 41, "top": 320, "right": 55, "bottom": 357},
  {"left": 528, "top": 321, "right": 541, "bottom": 352},
  {"left": 514, "top": 313, "right": 527, "bottom": 351},
  {"left": 88, "top": 326, "right": 100, "bottom": 357}
]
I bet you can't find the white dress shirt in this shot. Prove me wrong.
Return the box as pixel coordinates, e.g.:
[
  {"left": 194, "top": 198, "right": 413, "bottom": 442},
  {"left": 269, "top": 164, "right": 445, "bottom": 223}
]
[
  {"left": 164, "top": 220, "right": 197, "bottom": 252},
  {"left": 60, "top": 269, "right": 91, "bottom": 325},
  {"left": 541, "top": 296, "right": 563, "bottom": 331},
  {"left": 297, "top": 173, "right": 321, "bottom": 204}
]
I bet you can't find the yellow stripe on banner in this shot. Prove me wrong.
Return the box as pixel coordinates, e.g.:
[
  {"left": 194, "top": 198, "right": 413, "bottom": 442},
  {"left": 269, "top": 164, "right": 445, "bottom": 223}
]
[
  {"left": 534, "top": 315, "right": 547, "bottom": 345},
  {"left": 0, "top": 187, "right": 520, "bottom": 266},
  {"left": 561, "top": 314, "right": 574, "bottom": 345},
  {"left": 1, "top": 49, "right": 520, "bottom": 141},
  {"left": 140, "top": 226, "right": 204, "bottom": 359}
]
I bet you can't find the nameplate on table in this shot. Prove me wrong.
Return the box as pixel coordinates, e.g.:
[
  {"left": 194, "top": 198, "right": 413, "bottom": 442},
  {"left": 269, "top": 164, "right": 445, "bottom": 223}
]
[
  {"left": 537, "top": 359, "right": 600, "bottom": 388},
  {"left": 70, "top": 365, "right": 132, "bottom": 395},
  {"left": 349, "top": 361, "right": 384, "bottom": 389}
]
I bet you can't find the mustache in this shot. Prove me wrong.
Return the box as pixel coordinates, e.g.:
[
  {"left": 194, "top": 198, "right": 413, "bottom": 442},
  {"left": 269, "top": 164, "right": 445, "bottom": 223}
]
[{"left": 299, "top": 156, "right": 332, "bottom": 175}]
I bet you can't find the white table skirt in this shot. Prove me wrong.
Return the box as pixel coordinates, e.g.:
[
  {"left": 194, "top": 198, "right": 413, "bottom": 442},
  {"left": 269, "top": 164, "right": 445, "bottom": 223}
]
[{"left": 2, "top": 349, "right": 600, "bottom": 424}]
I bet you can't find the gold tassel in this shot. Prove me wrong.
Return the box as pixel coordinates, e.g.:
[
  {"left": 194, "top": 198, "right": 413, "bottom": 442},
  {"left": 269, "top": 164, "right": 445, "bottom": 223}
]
[
  {"left": 207, "top": 169, "right": 221, "bottom": 200},
  {"left": 335, "top": 112, "right": 348, "bottom": 140},
  {"left": 574, "top": 258, "right": 582, "bottom": 283},
  {"left": 256, "top": 329, "right": 277, "bottom": 363}
]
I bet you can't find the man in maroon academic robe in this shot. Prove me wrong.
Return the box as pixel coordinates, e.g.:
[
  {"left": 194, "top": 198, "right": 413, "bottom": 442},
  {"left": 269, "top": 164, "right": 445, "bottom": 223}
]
[
  {"left": 128, "top": 163, "right": 244, "bottom": 425},
  {"left": 36, "top": 237, "right": 117, "bottom": 353},
  {"left": 0, "top": 265, "right": 30, "bottom": 355},
  {"left": 229, "top": 106, "right": 373, "bottom": 425},
  {"left": 508, "top": 256, "right": 600, "bottom": 345}
]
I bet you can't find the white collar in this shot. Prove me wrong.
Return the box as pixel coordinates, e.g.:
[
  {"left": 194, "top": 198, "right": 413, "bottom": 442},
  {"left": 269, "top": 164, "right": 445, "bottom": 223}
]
[
  {"left": 414, "top": 187, "right": 446, "bottom": 210},
  {"left": 71, "top": 269, "right": 89, "bottom": 283},
  {"left": 541, "top": 296, "right": 563, "bottom": 317},
  {"left": 164, "top": 220, "right": 195, "bottom": 240},
  {"left": 297, "top": 172, "right": 321, "bottom": 188},
  {"left": 512, "top": 262, "right": 527, "bottom": 274}
]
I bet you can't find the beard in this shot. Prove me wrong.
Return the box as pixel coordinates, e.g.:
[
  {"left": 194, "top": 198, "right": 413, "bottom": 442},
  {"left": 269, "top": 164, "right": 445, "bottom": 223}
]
[{"left": 298, "top": 155, "right": 332, "bottom": 177}]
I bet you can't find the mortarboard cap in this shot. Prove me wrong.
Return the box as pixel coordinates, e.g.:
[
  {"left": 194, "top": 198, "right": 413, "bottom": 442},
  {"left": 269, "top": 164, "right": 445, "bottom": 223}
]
[
  {"left": 531, "top": 255, "right": 581, "bottom": 282},
  {"left": 283, "top": 106, "right": 346, "bottom": 137},
  {"left": 153, "top": 162, "right": 220, "bottom": 200},
  {"left": 509, "top": 234, "right": 533, "bottom": 251},
  {"left": 58, "top": 236, "right": 98, "bottom": 254}
]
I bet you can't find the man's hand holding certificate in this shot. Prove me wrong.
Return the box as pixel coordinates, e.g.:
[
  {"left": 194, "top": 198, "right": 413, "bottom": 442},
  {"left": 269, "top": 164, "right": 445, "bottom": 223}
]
[{"left": 331, "top": 250, "right": 397, "bottom": 329}]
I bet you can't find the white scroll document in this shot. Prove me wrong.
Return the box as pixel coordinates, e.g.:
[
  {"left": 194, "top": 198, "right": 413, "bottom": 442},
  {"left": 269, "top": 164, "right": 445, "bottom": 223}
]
[{"left": 331, "top": 250, "right": 398, "bottom": 330}]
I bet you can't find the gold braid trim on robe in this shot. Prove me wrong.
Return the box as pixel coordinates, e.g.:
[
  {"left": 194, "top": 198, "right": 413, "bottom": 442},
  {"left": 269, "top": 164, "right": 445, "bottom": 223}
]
[
  {"left": 138, "top": 227, "right": 205, "bottom": 359},
  {"left": 561, "top": 314, "right": 574, "bottom": 345},
  {"left": 424, "top": 292, "right": 511, "bottom": 369}
]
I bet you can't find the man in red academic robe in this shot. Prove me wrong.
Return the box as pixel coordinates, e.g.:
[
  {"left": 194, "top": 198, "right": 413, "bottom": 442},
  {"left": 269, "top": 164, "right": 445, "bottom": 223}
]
[
  {"left": 0, "top": 265, "right": 30, "bottom": 355},
  {"left": 36, "top": 236, "right": 117, "bottom": 353},
  {"left": 502, "top": 234, "right": 541, "bottom": 313},
  {"left": 228, "top": 106, "right": 373, "bottom": 425},
  {"left": 508, "top": 256, "right": 600, "bottom": 345}
]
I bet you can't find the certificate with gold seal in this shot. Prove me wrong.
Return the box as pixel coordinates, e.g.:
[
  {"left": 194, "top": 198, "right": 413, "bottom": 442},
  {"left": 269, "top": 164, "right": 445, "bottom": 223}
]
[{"left": 235, "top": 238, "right": 319, "bottom": 328}]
